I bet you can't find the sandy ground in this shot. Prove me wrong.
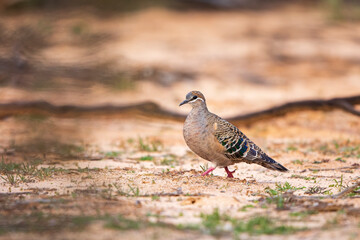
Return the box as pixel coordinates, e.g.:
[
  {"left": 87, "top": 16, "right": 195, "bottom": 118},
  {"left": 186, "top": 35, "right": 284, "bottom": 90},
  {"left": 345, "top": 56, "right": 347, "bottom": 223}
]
[
  {"left": 0, "top": 109, "right": 359, "bottom": 239},
  {"left": 0, "top": 4, "right": 360, "bottom": 240}
]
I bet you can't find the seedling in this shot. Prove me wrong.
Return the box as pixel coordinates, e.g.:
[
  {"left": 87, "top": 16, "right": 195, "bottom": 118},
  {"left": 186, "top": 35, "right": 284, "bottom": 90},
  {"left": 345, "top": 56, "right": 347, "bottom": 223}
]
[
  {"left": 328, "top": 175, "right": 346, "bottom": 192},
  {"left": 128, "top": 184, "right": 140, "bottom": 196}
]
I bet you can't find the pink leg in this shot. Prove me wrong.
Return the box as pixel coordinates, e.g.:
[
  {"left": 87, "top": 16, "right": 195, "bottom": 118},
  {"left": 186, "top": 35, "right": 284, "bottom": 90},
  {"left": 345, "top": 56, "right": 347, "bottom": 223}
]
[
  {"left": 224, "top": 167, "right": 236, "bottom": 178},
  {"left": 201, "top": 167, "right": 216, "bottom": 176}
]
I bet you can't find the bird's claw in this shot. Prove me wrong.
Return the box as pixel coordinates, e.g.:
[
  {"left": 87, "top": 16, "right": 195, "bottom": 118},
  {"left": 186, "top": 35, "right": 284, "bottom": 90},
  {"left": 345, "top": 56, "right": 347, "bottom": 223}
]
[{"left": 224, "top": 166, "right": 236, "bottom": 178}]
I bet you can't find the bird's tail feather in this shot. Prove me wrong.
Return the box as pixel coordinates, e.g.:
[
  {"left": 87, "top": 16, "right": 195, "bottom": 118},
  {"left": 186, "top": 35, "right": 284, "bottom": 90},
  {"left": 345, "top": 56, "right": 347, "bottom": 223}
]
[{"left": 257, "top": 154, "right": 288, "bottom": 172}]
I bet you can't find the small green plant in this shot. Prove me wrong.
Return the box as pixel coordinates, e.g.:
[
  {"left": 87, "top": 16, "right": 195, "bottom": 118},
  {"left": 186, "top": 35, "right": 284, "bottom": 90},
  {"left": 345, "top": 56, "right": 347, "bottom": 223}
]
[
  {"left": 322, "top": 189, "right": 334, "bottom": 195},
  {"left": 240, "top": 204, "right": 255, "bottom": 212},
  {"left": 160, "top": 155, "right": 177, "bottom": 166},
  {"left": 1, "top": 174, "right": 19, "bottom": 185},
  {"left": 20, "top": 162, "right": 37, "bottom": 175},
  {"left": 127, "top": 138, "right": 134, "bottom": 144},
  {"left": 112, "top": 183, "right": 128, "bottom": 196},
  {"left": 275, "top": 182, "right": 305, "bottom": 192},
  {"left": 286, "top": 146, "right": 298, "bottom": 152},
  {"left": 318, "top": 143, "right": 332, "bottom": 154},
  {"left": 105, "top": 151, "right": 122, "bottom": 158},
  {"left": 200, "top": 163, "right": 213, "bottom": 176},
  {"left": 291, "top": 159, "right": 303, "bottom": 165},
  {"left": 76, "top": 166, "right": 99, "bottom": 173},
  {"left": 139, "top": 155, "right": 153, "bottom": 161},
  {"left": 290, "top": 175, "right": 316, "bottom": 182},
  {"left": 161, "top": 168, "right": 170, "bottom": 174},
  {"left": 200, "top": 208, "right": 222, "bottom": 235},
  {"left": 138, "top": 137, "right": 162, "bottom": 152},
  {"left": 200, "top": 164, "right": 209, "bottom": 172},
  {"left": 264, "top": 183, "right": 304, "bottom": 209},
  {"left": 335, "top": 157, "right": 346, "bottom": 163},
  {"left": 347, "top": 186, "right": 360, "bottom": 197},
  {"left": 266, "top": 194, "right": 285, "bottom": 209},
  {"left": 317, "top": 140, "right": 359, "bottom": 157},
  {"left": 139, "top": 138, "right": 149, "bottom": 151},
  {"left": 176, "top": 223, "right": 200, "bottom": 230},
  {"left": 128, "top": 184, "right": 140, "bottom": 196},
  {"left": 0, "top": 159, "right": 70, "bottom": 183},
  {"left": 35, "top": 166, "right": 68, "bottom": 180},
  {"left": 328, "top": 175, "right": 345, "bottom": 192},
  {"left": 0, "top": 159, "right": 21, "bottom": 174},
  {"left": 151, "top": 195, "right": 160, "bottom": 201}
]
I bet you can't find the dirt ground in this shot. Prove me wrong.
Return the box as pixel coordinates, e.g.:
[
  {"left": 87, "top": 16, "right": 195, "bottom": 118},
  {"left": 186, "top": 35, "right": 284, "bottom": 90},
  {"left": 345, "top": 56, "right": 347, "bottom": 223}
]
[{"left": 0, "top": 4, "right": 360, "bottom": 240}]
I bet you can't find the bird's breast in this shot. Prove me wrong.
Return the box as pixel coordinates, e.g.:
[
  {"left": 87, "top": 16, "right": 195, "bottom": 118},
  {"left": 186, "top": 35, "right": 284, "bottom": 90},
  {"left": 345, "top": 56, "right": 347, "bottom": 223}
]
[{"left": 183, "top": 112, "right": 214, "bottom": 160}]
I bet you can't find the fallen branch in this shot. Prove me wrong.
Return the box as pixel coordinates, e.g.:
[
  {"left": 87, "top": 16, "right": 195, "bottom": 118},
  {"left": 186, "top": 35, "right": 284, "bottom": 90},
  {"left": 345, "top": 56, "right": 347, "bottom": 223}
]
[
  {"left": 227, "top": 95, "right": 360, "bottom": 125},
  {"left": 284, "top": 181, "right": 360, "bottom": 200},
  {"left": 309, "top": 164, "right": 360, "bottom": 172},
  {"left": 0, "top": 101, "right": 185, "bottom": 122},
  {"left": 258, "top": 181, "right": 360, "bottom": 213},
  {"left": 332, "top": 181, "right": 360, "bottom": 199},
  {"left": 0, "top": 95, "right": 359, "bottom": 125}
]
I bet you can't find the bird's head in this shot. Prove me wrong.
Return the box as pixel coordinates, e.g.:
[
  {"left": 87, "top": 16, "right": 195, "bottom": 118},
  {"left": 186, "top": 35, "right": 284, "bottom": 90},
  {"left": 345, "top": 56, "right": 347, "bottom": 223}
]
[{"left": 179, "top": 91, "right": 206, "bottom": 108}]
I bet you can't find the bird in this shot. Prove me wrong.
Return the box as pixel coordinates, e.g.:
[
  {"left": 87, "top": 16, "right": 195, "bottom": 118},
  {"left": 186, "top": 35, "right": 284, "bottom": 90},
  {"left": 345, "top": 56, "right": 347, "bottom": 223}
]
[{"left": 179, "top": 90, "right": 288, "bottom": 178}]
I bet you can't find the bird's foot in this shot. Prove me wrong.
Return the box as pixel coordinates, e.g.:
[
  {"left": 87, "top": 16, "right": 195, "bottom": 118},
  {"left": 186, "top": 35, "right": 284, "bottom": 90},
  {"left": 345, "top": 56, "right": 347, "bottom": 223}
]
[
  {"left": 224, "top": 167, "right": 236, "bottom": 178},
  {"left": 201, "top": 167, "right": 216, "bottom": 176}
]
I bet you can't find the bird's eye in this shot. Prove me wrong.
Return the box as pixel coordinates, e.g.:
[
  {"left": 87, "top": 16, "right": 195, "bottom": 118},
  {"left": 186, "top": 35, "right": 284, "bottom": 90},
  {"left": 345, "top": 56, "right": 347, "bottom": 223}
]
[{"left": 192, "top": 96, "right": 198, "bottom": 100}]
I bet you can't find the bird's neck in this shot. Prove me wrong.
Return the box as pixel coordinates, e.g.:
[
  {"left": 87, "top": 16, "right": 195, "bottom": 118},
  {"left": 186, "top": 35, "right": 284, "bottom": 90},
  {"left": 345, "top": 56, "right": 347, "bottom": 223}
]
[{"left": 190, "top": 103, "right": 208, "bottom": 115}]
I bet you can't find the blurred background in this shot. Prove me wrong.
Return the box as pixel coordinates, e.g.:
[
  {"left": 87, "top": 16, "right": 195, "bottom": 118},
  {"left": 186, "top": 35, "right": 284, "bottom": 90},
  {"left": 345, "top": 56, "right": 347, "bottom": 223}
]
[{"left": 0, "top": 0, "right": 360, "bottom": 161}]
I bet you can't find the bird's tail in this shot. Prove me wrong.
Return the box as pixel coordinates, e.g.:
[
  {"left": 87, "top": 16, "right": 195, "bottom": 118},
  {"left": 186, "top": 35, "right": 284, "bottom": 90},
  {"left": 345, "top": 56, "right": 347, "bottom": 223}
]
[{"left": 256, "top": 154, "right": 288, "bottom": 172}]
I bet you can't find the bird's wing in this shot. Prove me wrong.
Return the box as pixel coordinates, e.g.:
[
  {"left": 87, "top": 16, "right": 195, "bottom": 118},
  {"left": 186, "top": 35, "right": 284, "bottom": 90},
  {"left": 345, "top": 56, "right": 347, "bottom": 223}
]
[
  {"left": 212, "top": 116, "right": 288, "bottom": 172},
  {"left": 213, "top": 117, "right": 262, "bottom": 162}
]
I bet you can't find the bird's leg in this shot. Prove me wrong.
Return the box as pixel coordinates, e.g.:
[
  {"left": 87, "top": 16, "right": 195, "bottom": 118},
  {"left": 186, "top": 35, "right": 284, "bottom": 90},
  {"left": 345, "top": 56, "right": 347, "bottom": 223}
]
[
  {"left": 224, "top": 167, "right": 236, "bottom": 178},
  {"left": 201, "top": 167, "right": 216, "bottom": 176}
]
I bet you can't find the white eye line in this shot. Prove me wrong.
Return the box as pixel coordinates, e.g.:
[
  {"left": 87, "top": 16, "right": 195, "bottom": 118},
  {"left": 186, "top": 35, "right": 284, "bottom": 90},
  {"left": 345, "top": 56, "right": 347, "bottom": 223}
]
[{"left": 189, "top": 97, "right": 204, "bottom": 103}]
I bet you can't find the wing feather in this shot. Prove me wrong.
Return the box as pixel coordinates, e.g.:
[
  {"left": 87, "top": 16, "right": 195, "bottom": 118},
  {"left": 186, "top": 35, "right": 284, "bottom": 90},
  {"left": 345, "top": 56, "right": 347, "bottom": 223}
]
[
  {"left": 213, "top": 116, "right": 288, "bottom": 172},
  {"left": 213, "top": 117, "right": 261, "bottom": 162}
]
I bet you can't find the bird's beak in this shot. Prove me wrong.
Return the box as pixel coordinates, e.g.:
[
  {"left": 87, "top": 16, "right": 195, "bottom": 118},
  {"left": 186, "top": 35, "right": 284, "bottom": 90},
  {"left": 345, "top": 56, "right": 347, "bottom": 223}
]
[{"left": 179, "top": 99, "right": 189, "bottom": 106}]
